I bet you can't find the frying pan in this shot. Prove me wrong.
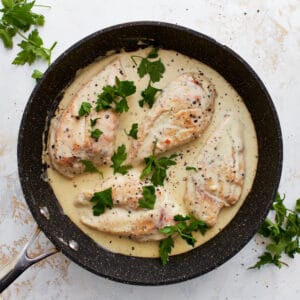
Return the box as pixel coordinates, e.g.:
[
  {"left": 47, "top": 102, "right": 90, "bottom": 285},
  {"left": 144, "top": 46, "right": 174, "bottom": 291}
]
[{"left": 0, "top": 21, "right": 283, "bottom": 291}]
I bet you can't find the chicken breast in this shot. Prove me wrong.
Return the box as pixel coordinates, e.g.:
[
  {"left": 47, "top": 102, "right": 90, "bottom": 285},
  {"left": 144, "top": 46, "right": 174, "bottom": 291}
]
[
  {"left": 130, "top": 72, "right": 216, "bottom": 163},
  {"left": 184, "top": 115, "right": 245, "bottom": 226},
  {"left": 74, "top": 171, "right": 182, "bottom": 241},
  {"left": 48, "top": 59, "right": 124, "bottom": 178}
]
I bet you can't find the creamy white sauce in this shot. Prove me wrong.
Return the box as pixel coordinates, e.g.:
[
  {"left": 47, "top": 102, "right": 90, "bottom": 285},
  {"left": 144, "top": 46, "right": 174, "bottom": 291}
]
[{"left": 46, "top": 48, "right": 258, "bottom": 258}]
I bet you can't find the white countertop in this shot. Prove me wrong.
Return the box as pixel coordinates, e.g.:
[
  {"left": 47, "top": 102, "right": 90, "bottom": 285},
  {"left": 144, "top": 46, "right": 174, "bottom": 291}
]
[{"left": 0, "top": 0, "right": 300, "bottom": 299}]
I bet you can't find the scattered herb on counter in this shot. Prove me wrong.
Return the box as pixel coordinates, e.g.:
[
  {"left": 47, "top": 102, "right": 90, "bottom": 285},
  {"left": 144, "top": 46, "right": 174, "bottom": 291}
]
[
  {"left": 31, "top": 68, "right": 43, "bottom": 81},
  {"left": 138, "top": 185, "right": 156, "bottom": 209},
  {"left": 125, "top": 123, "right": 138, "bottom": 139},
  {"left": 131, "top": 47, "right": 165, "bottom": 108},
  {"left": 96, "top": 77, "right": 136, "bottom": 113},
  {"left": 90, "top": 187, "right": 113, "bottom": 216},
  {"left": 110, "top": 144, "right": 132, "bottom": 175},
  {"left": 78, "top": 101, "right": 92, "bottom": 117},
  {"left": 186, "top": 166, "right": 197, "bottom": 171},
  {"left": 250, "top": 192, "right": 300, "bottom": 269},
  {"left": 140, "top": 140, "right": 177, "bottom": 186},
  {"left": 0, "top": 0, "right": 57, "bottom": 78},
  {"left": 159, "top": 214, "right": 208, "bottom": 265},
  {"left": 81, "top": 159, "right": 103, "bottom": 178}
]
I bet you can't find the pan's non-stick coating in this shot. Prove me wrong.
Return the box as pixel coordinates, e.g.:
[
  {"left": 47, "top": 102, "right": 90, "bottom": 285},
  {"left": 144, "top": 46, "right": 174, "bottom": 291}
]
[{"left": 17, "top": 22, "right": 282, "bottom": 285}]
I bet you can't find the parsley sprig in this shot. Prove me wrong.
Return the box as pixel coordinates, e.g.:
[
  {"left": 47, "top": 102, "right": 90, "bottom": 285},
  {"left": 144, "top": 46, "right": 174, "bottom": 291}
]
[
  {"left": 250, "top": 193, "right": 300, "bottom": 269},
  {"left": 140, "top": 140, "right": 177, "bottom": 186},
  {"left": 96, "top": 77, "right": 136, "bottom": 113},
  {"left": 0, "top": 1, "right": 57, "bottom": 79},
  {"left": 131, "top": 47, "right": 165, "bottom": 108},
  {"left": 159, "top": 214, "right": 208, "bottom": 265},
  {"left": 110, "top": 144, "right": 132, "bottom": 175}
]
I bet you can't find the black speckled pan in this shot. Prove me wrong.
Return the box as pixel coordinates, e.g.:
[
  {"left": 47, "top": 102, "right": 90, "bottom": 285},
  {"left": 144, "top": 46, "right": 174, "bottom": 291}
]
[{"left": 13, "top": 22, "right": 283, "bottom": 287}]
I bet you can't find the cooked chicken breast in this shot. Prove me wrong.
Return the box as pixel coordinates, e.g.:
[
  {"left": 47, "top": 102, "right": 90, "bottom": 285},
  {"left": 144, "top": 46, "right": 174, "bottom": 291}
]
[
  {"left": 130, "top": 72, "right": 216, "bottom": 163},
  {"left": 184, "top": 115, "right": 245, "bottom": 226},
  {"left": 48, "top": 59, "right": 124, "bottom": 178},
  {"left": 74, "top": 171, "right": 182, "bottom": 241}
]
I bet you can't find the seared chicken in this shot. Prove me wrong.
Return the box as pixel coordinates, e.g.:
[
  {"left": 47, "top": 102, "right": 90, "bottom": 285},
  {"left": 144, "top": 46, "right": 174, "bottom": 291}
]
[
  {"left": 130, "top": 72, "right": 216, "bottom": 163},
  {"left": 184, "top": 115, "right": 245, "bottom": 226},
  {"left": 74, "top": 171, "right": 182, "bottom": 241},
  {"left": 48, "top": 59, "right": 124, "bottom": 178}
]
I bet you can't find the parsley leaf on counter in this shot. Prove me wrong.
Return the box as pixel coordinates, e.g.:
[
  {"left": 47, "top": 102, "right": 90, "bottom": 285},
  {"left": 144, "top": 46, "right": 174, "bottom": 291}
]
[
  {"left": 96, "top": 77, "right": 136, "bottom": 113},
  {"left": 125, "top": 123, "right": 138, "bottom": 139},
  {"left": 31, "top": 68, "right": 43, "bottom": 81},
  {"left": 140, "top": 140, "right": 177, "bottom": 186},
  {"left": 90, "top": 188, "right": 113, "bottom": 216},
  {"left": 138, "top": 185, "right": 156, "bottom": 209},
  {"left": 110, "top": 144, "right": 132, "bottom": 175},
  {"left": 131, "top": 47, "right": 165, "bottom": 108},
  {"left": 78, "top": 102, "right": 92, "bottom": 117},
  {"left": 159, "top": 214, "right": 208, "bottom": 265},
  {"left": 0, "top": 1, "right": 57, "bottom": 79},
  {"left": 250, "top": 192, "right": 300, "bottom": 269},
  {"left": 12, "top": 28, "right": 56, "bottom": 65},
  {"left": 81, "top": 159, "right": 103, "bottom": 178}
]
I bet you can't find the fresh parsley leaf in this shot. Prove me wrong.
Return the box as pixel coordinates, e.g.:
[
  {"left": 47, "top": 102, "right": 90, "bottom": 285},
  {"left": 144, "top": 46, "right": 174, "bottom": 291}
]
[
  {"left": 296, "top": 199, "right": 300, "bottom": 213},
  {"left": 31, "top": 68, "right": 43, "bottom": 81},
  {"left": 147, "top": 46, "right": 159, "bottom": 58},
  {"left": 253, "top": 192, "right": 300, "bottom": 269},
  {"left": 1, "top": 0, "right": 45, "bottom": 32},
  {"left": 89, "top": 188, "right": 113, "bottom": 216},
  {"left": 78, "top": 101, "right": 92, "bottom": 117},
  {"left": 12, "top": 29, "right": 57, "bottom": 65},
  {"left": 272, "top": 192, "right": 286, "bottom": 226},
  {"left": 138, "top": 185, "right": 156, "bottom": 209},
  {"left": 140, "top": 140, "right": 177, "bottom": 186},
  {"left": 90, "top": 128, "right": 103, "bottom": 141},
  {"left": 186, "top": 166, "right": 197, "bottom": 171},
  {"left": 81, "top": 159, "right": 103, "bottom": 177},
  {"left": 125, "top": 123, "right": 138, "bottom": 139},
  {"left": 249, "top": 252, "right": 287, "bottom": 269},
  {"left": 159, "top": 214, "right": 208, "bottom": 265},
  {"left": 131, "top": 47, "right": 165, "bottom": 108},
  {"left": 159, "top": 236, "right": 174, "bottom": 266},
  {"left": 139, "top": 84, "right": 161, "bottom": 108},
  {"left": 90, "top": 118, "right": 100, "bottom": 127},
  {"left": 96, "top": 77, "right": 136, "bottom": 113},
  {"left": 0, "top": 22, "right": 16, "bottom": 48},
  {"left": 110, "top": 144, "right": 132, "bottom": 175}
]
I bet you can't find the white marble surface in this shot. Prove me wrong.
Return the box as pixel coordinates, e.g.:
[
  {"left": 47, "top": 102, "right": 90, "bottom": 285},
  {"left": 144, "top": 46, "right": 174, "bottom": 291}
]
[{"left": 1, "top": 0, "right": 300, "bottom": 299}]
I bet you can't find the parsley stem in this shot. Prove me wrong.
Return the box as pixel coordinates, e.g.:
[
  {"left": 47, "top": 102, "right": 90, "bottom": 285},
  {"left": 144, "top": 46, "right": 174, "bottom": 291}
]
[
  {"left": 34, "top": 4, "right": 52, "bottom": 8},
  {"left": 130, "top": 55, "right": 143, "bottom": 66}
]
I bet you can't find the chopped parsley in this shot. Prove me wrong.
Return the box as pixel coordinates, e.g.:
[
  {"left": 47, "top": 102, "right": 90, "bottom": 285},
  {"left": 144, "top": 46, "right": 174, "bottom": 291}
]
[
  {"left": 90, "top": 128, "right": 103, "bottom": 142},
  {"left": 110, "top": 144, "right": 132, "bottom": 175},
  {"left": 131, "top": 47, "right": 165, "bottom": 108},
  {"left": 138, "top": 185, "right": 156, "bottom": 209},
  {"left": 159, "top": 214, "right": 208, "bottom": 265},
  {"left": 96, "top": 77, "right": 136, "bottom": 113},
  {"left": 78, "top": 102, "right": 92, "bottom": 117},
  {"left": 89, "top": 188, "right": 113, "bottom": 216},
  {"left": 185, "top": 166, "right": 197, "bottom": 171},
  {"left": 31, "top": 68, "right": 43, "bottom": 81},
  {"left": 81, "top": 159, "right": 103, "bottom": 177},
  {"left": 140, "top": 140, "right": 177, "bottom": 186},
  {"left": 125, "top": 123, "right": 138, "bottom": 139}
]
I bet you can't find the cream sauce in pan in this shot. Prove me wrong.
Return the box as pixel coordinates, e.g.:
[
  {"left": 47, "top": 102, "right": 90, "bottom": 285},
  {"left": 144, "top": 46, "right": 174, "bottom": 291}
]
[{"left": 45, "top": 48, "right": 258, "bottom": 257}]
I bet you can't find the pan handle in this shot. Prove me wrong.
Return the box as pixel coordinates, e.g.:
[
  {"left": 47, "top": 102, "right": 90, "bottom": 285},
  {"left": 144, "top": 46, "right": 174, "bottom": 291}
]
[{"left": 0, "top": 227, "right": 58, "bottom": 293}]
